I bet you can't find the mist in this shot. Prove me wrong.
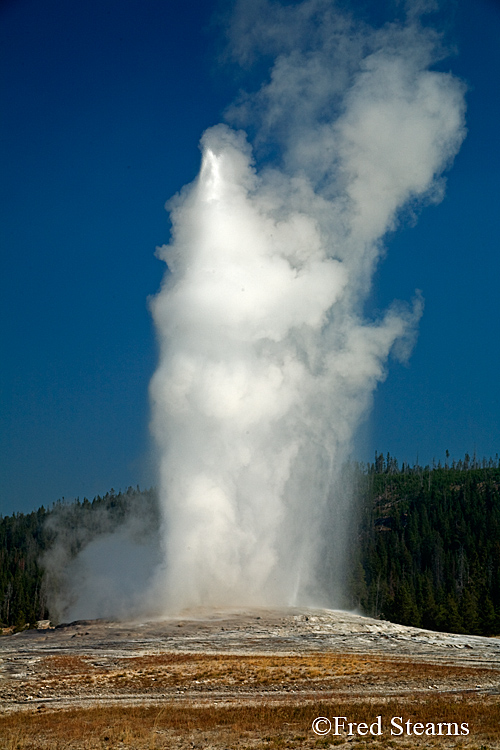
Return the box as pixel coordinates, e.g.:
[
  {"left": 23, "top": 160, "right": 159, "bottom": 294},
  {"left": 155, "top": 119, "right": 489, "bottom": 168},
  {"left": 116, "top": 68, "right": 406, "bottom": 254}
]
[
  {"left": 44, "top": 0, "right": 466, "bottom": 621},
  {"left": 42, "top": 489, "right": 161, "bottom": 622},
  {"left": 147, "top": 0, "right": 466, "bottom": 613}
]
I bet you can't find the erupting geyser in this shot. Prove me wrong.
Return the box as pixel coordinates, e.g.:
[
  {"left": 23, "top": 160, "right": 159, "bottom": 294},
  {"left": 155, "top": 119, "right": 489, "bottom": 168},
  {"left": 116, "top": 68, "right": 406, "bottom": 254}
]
[{"left": 148, "top": 0, "right": 466, "bottom": 613}]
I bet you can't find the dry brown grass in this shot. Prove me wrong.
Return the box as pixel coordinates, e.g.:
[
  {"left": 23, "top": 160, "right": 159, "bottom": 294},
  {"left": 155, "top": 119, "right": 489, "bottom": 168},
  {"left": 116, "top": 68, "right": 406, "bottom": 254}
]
[
  {"left": 3, "top": 646, "right": 499, "bottom": 748},
  {"left": 34, "top": 652, "right": 494, "bottom": 694},
  {"left": 1, "top": 694, "right": 499, "bottom": 750}
]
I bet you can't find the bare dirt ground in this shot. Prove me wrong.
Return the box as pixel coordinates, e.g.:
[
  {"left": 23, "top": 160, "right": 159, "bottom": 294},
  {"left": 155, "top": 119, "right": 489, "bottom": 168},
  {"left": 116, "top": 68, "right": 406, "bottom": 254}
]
[{"left": 1, "top": 608, "right": 499, "bottom": 749}]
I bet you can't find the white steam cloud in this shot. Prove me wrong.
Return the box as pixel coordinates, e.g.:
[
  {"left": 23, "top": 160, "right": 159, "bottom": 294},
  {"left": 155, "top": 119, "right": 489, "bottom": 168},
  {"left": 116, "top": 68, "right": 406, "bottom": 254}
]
[
  {"left": 147, "top": 0, "right": 466, "bottom": 614},
  {"left": 44, "top": 0, "right": 466, "bottom": 622}
]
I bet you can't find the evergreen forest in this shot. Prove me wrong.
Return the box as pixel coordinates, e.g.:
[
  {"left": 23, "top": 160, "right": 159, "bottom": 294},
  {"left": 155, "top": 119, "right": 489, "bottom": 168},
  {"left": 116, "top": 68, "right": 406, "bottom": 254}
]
[
  {"left": 350, "top": 453, "right": 500, "bottom": 636},
  {"left": 1, "top": 456, "right": 499, "bottom": 636}
]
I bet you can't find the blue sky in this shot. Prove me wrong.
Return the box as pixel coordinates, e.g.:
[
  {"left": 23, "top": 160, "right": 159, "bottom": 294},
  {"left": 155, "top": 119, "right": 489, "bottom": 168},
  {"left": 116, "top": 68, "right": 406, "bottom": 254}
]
[{"left": 1, "top": 0, "right": 499, "bottom": 515}]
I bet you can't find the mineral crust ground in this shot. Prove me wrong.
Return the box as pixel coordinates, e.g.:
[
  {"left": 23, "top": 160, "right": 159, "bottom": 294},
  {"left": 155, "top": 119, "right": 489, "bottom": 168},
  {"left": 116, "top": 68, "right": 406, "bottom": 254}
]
[{"left": 1, "top": 608, "right": 499, "bottom": 748}]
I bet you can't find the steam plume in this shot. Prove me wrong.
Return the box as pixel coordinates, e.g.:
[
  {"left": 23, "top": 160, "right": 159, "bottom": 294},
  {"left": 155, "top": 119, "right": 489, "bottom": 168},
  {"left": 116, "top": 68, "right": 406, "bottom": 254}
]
[{"left": 148, "top": 0, "right": 465, "bottom": 613}]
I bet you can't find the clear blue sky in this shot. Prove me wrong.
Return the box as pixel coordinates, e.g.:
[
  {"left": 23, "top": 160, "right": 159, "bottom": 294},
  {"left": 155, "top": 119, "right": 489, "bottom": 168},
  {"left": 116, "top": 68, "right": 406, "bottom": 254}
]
[{"left": 1, "top": 0, "right": 499, "bottom": 515}]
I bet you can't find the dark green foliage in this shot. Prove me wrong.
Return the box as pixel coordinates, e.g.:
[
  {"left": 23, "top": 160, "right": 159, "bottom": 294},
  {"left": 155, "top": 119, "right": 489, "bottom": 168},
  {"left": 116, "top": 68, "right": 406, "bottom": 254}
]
[
  {"left": 0, "top": 506, "right": 50, "bottom": 628},
  {"left": 353, "top": 455, "right": 500, "bottom": 636}
]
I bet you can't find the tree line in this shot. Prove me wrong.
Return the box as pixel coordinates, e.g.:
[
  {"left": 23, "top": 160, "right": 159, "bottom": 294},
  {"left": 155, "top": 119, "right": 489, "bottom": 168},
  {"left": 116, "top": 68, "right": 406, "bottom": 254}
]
[
  {"left": 0, "top": 504, "right": 49, "bottom": 628},
  {"left": 348, "top": 453, "right": 500, "bottom": 636},
  {"left": 1, "top": 456, "right": 499, "bottom": 635}
]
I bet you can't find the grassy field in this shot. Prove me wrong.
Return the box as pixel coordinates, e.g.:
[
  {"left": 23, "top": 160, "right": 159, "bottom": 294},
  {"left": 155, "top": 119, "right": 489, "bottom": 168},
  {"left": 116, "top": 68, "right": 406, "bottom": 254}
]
[
  {"left": 4, "top": 652, "right": 495, "bottom": 699},
  {"left": 1, "top": 694, "right": 499, "bottom": 749}
]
